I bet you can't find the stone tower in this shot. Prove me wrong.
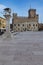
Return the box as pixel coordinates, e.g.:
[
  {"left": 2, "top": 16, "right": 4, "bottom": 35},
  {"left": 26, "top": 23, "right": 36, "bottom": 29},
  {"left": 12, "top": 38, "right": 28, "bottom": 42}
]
[{"left": 29, "top": 9, "right": 36, "bottom": 18}]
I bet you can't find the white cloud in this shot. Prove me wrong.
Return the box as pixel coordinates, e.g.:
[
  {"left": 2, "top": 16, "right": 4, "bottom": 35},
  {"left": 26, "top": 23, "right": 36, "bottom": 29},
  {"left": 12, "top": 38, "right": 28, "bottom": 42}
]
[
  {"left": 0, "top": 4, "right": 6, "bottom": 18},
  {"left": 0, "top": 4, "right": 6, "bottom": 11}
]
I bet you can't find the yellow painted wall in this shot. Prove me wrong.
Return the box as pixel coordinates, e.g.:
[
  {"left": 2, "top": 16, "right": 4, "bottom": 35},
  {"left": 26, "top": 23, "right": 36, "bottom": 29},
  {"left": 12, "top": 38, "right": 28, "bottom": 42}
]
[{"left": 0, "top": 17, "right": 6, "bottom": 29}]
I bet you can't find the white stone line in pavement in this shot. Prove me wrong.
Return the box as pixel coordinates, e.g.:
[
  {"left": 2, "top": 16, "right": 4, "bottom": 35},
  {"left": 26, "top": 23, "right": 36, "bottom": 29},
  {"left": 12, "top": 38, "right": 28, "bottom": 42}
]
[{"left": 33, "top": 51, "right": 43, "bottom": 55}]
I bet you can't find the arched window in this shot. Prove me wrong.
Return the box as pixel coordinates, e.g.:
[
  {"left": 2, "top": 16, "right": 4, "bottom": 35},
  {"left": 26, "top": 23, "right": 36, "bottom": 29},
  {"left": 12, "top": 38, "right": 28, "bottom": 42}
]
[
  {"left": 3, "top": 26, "right": 5, "bottom": 28},
  {"left": 18, "top": 24, "right": 20, "bottom": 26},
  {"left": 29, "top": 24, "right": 31, "bottom": 26},
  {"left": 14, "top": 24, "right": 16, "bottom": 26},
  {"left": 36, "top": 24, "right": 37, "bottom": 26},
  {"left": 22, "top": 24, "right": 24, "bottom": 26},
  {"left": 33, "top": 24, "right": 35, "bottom": 26}
]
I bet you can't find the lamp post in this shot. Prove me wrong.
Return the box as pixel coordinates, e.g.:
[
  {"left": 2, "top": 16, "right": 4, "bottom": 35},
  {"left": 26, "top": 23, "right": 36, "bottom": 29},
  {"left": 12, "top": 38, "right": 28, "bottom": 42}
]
[{"left": 3, "top": 8, "right": 11, "bottom": 39}]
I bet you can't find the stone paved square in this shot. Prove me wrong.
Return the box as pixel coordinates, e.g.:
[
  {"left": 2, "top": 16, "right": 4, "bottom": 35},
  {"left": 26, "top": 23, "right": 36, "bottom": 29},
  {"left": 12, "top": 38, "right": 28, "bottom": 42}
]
[{"left": 0, "top": 31, "right": 43, "bottom": 65}]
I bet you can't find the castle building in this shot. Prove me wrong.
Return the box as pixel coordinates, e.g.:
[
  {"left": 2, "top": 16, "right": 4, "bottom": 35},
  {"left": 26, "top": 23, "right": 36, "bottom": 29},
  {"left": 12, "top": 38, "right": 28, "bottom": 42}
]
[
  {"left": 12, "top": 9, "right": 39, "bottom": 32},
  {"left": 0, "top": 17, "right": 6, "bottom": 32}
]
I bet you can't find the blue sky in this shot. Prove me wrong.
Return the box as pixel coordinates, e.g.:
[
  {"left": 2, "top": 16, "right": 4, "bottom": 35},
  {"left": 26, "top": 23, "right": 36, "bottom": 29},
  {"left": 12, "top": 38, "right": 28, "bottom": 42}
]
[{"left": 0, "top": 0, "right": 43, "bottom": 23}]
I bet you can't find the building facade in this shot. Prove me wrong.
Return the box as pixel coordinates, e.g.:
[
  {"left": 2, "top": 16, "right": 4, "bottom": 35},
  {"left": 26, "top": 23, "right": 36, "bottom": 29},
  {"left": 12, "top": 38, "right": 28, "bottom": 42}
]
[
  {"left": 0, "top": 17, "right": 6, "bottom": 32},
  {"left": 39, "top": 23, "right": 43, "bottom": 31},
  {"left": 12, "top": 9, "right": 39, "bottom": 32}
]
